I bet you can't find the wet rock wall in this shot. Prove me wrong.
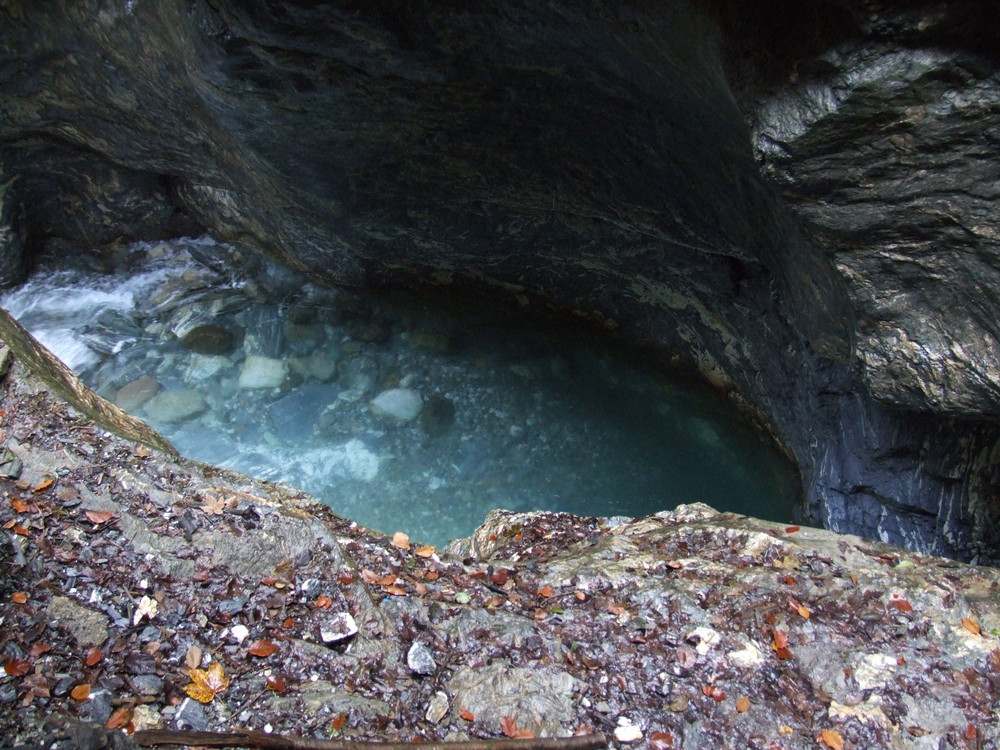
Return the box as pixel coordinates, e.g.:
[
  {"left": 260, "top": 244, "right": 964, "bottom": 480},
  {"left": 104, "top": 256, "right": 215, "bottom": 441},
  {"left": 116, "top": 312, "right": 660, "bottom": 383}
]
[{"left": 1, "top": 0, "right": 999, "bottom": 560}]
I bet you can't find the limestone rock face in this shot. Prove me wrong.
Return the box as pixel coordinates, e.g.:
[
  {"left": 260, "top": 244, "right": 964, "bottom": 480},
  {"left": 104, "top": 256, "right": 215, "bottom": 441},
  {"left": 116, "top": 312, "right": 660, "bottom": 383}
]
[{"left": 1, "top": 0, "right": 999, "bottom": 560}]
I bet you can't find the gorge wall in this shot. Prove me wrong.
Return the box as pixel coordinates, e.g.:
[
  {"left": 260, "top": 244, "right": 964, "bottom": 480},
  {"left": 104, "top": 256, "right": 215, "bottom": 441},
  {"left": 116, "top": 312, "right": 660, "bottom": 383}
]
[{"left": 0, "top": 0, "right": 998, "bottom": 561}]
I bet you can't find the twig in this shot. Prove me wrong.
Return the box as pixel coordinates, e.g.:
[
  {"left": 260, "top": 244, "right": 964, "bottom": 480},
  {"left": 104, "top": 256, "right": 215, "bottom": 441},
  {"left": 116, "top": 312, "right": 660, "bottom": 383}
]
[{"left": 133, "top": 729, "right": 608, "bottom": 750}]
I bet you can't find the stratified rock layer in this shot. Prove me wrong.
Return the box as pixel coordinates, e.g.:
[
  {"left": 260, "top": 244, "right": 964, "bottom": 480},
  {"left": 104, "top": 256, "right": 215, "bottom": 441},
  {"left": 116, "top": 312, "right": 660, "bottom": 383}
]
[{"left": 1, "top": 1, "right": 999, "bottom": 560}]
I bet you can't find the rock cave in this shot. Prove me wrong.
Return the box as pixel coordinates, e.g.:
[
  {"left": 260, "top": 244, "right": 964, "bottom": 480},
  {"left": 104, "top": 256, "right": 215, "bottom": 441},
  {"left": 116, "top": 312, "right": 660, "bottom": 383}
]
[{"left": 2, "top": 1, "right": 1000, "bottom": 747}]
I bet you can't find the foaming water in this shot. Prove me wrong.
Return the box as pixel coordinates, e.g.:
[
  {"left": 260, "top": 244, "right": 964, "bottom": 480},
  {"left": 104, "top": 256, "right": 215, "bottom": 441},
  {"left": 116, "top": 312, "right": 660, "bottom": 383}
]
[{"left": 1, "top": 238, "right": 800, "bottom": 545}]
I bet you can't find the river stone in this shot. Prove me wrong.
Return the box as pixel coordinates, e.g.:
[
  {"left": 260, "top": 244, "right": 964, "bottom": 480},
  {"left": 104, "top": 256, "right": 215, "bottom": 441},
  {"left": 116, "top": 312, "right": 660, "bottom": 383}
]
[
  {"left": 143, "top": 389, "right": 207, "bottom": 423},
  {"left": 184, "top": 353, "right": 231, "bottom": 382},
  {"left": 115, "top": 376, "right": 161, "bottom": 411},
  {"left": 370, "top": 388, "right": 423, "bottom": 422},
  {"left": 406, "top": 641, "right": 436, "bottom": 676},
  {"left": 446, "top": 662, "right": 581, "bottom": 737},
  {"left": 180, "top": 323, "right": 234, "bottom": 355},
  {"left": 238, "top": 354, "right": 288, "bottom": 389},
  {"left": 47, "top": 596, "right": 109, "bottom": 648},
  {"left": 420, "top": 395, "right": 456, "bottom": 437}
]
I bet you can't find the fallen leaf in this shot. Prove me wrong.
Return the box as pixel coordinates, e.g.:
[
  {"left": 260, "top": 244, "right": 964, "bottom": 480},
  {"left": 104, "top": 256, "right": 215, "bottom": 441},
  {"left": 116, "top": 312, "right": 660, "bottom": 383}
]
[
  {"left": 266, "top": 675, "right": 287, "bottom": 693},
  {"left": 314, "top": 595, "right": 333, "bottom": 609},
  {"left": 248, "top": 640, "right": 278, "bottom": 657},
  {"left": 10, "top": 499, "right": 27, "bottom": 513},
  {"left": 383, "top": 585, "right": 406, "bottom": 596},
  {"left": 784, "top": 526, "right": 800, "bottom": 533},
  {"left": 963, "top": 617, "right": 981, "bottom": 636},
  {"left": 415, "top": 545, "right": 436, "bottom": 558},
  {"left": 133, "top": 445, "right": 151, "bottom": 458},
  {"left": 84, "top": 510, "right": 116, "bottom": 526},
  {"left": 70, "top": 684, "right": 91, "bottom": 701},
  {"left": 11, "top": 524, "right": 29, "bottom": 536},
  {"left": 736, "top": 696, "right": 750, "bottom": 713},
  {"left": 29, "top": 643, "right": 52, "bottom": 658},
  {"left": 84, "top": 647, "right": 102, "bottom": 667},
  {"left": 11, "top": 592, "right": 27, "bottom": 604},
  {"left": 338, "top": 572, "right": 355, "bottom": 584},
  {"left": 185, "top": 645, "right": 203, "bottom": 670},
  {"left": 538, "top": 585, "right": 554, "bottom": 598},
  {"left": 891, "top": 598, "right": 913, "bottom": 612},
  {"left": 500, "top": 716, "right": 519, "bottom": 738},
  {"left": 965, "top": 724, "right": 977, "bottom": 740},
  {"left": 184, "top": 661, "right": 229, "bottom": 704},
  {"left": 200, "top": 493, "right": 230, "bottom": 516},
  {"left": 282, "top": 618, "right": 294, "bottom": 629},
  {"left": 459, "top": 709, "right": 475, "bottom": 721},
  {"left": 648, "top": 732, "right": 674, "bottom": 750},
  {"left": 331, "top": 713, "right": 348, "bottom": 731},
  {"left": 4, "top": 659, "right": 30, "bottom": 677},
  {"left": 818, "top": 728, "right": 844, "bottom": 750},
  {"left": 105, "top": 707, "right": 133, "bottom": 730},
  {"left": 392, "top": 531, "right": 411, "bottom": 549},
  {"left": 376, "top": 573, "right": 398, "bottom": 587},
  {"left": 789, "top": 599, "right": 810, "bottom": 619},
  {"left": 771, "top": 629, "right": 793, "bottom": 659},
  {"left": 491, "top": 569, "right": 510, "bottom": 586},
  {"left": 702, "top": 685, "right": 726, "bottom": 702},
  {"left": 454, "top": 592, "right": 471, "bottom": 604},
  {"left": 32, "top": 477, "right": 54, "bottom": 494},
  {"left": 575, "top": 590, "right": 587, "bottom": 601}
]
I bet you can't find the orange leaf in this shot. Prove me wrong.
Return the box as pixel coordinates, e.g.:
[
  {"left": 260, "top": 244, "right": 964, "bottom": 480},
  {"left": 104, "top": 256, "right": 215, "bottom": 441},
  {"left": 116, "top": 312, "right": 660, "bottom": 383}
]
[
  {"left": 184, "top": 661, "right": 229, "bottom": 704},
  {"left": 849, "top": 573, "right": 859, "bottom": 587},
  {"left": 71, "top": 684, "right": 91, "bottom": 701},
  {"left": 105, "top": 706, "right": 133, "bottom": 730},
  {"left": 772, "top": 629, "right": 789, "bottom": 650},
  {"left": 962, "top": 617, "right": 981, "bottom": 636},
  {"left": 392, "top": 531, "right": 410, "bottom": 550},
  {"left": 266, "top": 675, "right": 287, "bottom": 693},
  {"left": 965, "top": 724, "right": 978, "bottom": 740},
  {"left": 819, "top": 728, "right": 844, "bottom": 750},
  {"left": 248, "top": 640, "right": 278, "bottom": 657},
  {"left": 32, "top": 477, "right": 54, "bottom": 494},
  {"left": 29, "top": 643, "right": 52, "bottom": 658},
  {"left": 314, "top": 595, "right": 333, "bottom": 609},
  {"left": 10, "top": 499, "right": 27, "bottom": 513},
  {"left": 736, "top": 696, "right": 750, "bottom": 713},
  {"left": 84, "top": 647, "right": 102, "bottom": 667},
  {"left": 12, "top": 524, "right": 29, "bottom": 536},
  {"left": 459, "top": 709, "right": 475, "bottom": 721},
  {"left": 4, "top": 659, "right": 30, "bottom": 677},
  {"left": 415, "top": 545, "right": 436, "bottom": 558},
  {"left": 538, "top": 585, "right": 554, "bottom": 598},
  {"left": 331, "top": 713, "right": 348, "bottom": 731},
  {"left": 648, "top": 732, "right": 674, "bottom": 750},
  {"left": 282, "top": 618, "right": 294, "bottom": 629},
  {"left": 383, "top": 585, "right": 406, "bottom": 596},
  {"left": 11, "top": 592, "right": 27, "bottom": 604},
  {"left": 500, "top": 716, "right": 519, "bottom": 738},
  {"left": 84, "top": 510, "right": 116, "bottom": 525},
  {"left": 376, "top": 573, "right": 398, "bottom": 587},
  {"left": 891, "top": 598, "right": 913, "bottom": 612},
  {"left": 784, "top": 526, "right": 800, "bottom": 533}
]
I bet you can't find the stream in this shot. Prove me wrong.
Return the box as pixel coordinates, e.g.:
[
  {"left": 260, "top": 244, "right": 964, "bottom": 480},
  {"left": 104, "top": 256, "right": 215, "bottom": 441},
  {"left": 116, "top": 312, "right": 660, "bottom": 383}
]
[{"left": 1, "top": 237, "right": 799, "bottom": 546}]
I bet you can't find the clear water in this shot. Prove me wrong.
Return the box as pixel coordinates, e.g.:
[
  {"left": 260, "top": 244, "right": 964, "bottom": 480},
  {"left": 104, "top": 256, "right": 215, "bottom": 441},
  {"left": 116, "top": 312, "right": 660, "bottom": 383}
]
[{"left": 1, "top": 238, "right": 800, "bottom": 545}]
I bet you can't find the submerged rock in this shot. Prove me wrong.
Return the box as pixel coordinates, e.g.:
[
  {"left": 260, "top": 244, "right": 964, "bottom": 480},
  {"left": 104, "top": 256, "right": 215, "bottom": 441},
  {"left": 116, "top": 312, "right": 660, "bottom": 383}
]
[
  {"left": 114, "top": 376, "right": 161, "bottom": 412},
  {"left": 238, "top": 354, "right": 288, "bottom": 389},
  {"left": 370, "top": 388, "right": 423, "bottom": 422},
  {"left": 143, "top": 389, "right": 207, "bottom": 423}
]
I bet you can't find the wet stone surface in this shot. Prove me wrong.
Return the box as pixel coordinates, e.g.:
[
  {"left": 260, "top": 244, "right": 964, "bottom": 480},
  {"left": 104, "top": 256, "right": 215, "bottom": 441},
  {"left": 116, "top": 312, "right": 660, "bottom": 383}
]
[{"left": 0, "top": 344, "right": 999, "bottom": 748}]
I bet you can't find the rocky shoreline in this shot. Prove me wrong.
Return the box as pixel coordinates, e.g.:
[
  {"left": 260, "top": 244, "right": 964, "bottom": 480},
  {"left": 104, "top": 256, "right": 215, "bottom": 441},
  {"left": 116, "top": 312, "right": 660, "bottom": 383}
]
[{"left": 2, "top": 334, "right": 1000, "bottom": 748}]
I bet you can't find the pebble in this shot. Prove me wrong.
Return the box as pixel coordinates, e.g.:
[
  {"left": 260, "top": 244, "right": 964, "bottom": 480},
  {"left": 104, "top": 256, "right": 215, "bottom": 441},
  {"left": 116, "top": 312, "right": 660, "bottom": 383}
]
[
  {"left": 115, "top": 376, "right": 161, "bottom": 411},
  {"left": 614, "top": 718, "right": 643, "bottom": 743},
  {"left": 425, "top": 690, "right": 450, "bottom": 723},
  {"left": 238, "top": 354, "right": 288, "bottom": 389},
  {"left": 407, "top": 641, "right": 437, "bottom": 676},
  {"left": 370, "top": 388, "right": 424, "bottom": 421},
  {"left": 143, "top": 389, "right": 207, "bottom": 423},
  {"left": 320, "top": 612, "right": 358, "bottom": 644}
]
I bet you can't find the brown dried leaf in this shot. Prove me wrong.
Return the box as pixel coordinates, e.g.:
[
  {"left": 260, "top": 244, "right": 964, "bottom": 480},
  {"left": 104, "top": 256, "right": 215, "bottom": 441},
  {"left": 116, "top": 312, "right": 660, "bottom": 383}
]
[
  {"left": 331, "top": 713, "right": 348, "bottom": 731},
  {"left": 459, "top": 709, "right": 475, "bottom": 721},
  {"left": 105, "top": 706, "right": 133, "bottom": 730},
  {"left": 32, "top": 477, "right": 54, "bottom": 494},
  {"left": 248, "top": 640, "right": 278, "bottom": 657},
  {"left": 537, "top": 585, "right": 554, "bottom": 598},
  {"left": 962, "top": 617, "right": 981, "bottom": 636},
  {"left": 648, "top": 732, "right": 674, "bottom": 750},
  {"left": 84, "top": 510, "right": 116, "bottom": 526},
  {"left": 391, "top": 531, "right": 410, "bottom": 549},
  {"left": 891, "top": 598, "right": 913, "bottom": 612},
  {"left": 84, "top": 647, "right": 102, "bottom": 667},
  {"left": 500, "top": 716, "right": 519, "bottom": 739},
  {"left": 266, "top": 675, "right": 287, "bottom": 693},
  {"left": 70, "top": 684, "right": 91, "bottom": 701},
  {"left": 736, "top": 696, "right": 750, "bottom": 713},
  {"left": 4, "top": 659, "right": 30, "bottom": 677},
  {"left": 314, "top": 594, "right": 333, "bottom": 609},
  {"left": 11, "top": 592, "right": 27, "bottom": 604},
  {"left": 10, "top": 499, "right": 27, "bottom": 513},
  {"left": 29, "top": 643, "right": 52, "bottom": 658},
  {"left": 415, "top": 545, "right": 435, "bottom": 558},
  {"left": 185, "top": 645, "right": 203, "bottom": 670}
]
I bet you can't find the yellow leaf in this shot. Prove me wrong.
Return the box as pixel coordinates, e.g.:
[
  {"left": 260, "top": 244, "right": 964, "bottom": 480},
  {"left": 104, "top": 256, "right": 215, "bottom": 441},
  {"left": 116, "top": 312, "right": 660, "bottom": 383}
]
[
  {"left": 736, "top": 696, "right": 750, "bottom": 713},
  {"left": 392, "top": 531, "right": 410, "bottom": 549},
  {"left": 184, "top": 661, "right": 229, "bottom": 704},
  {"left": 819, "top": 728, "right": 844, "bottom": 750},
  {"left": 962, "top": 617, "right": 981, "bottom": 636}
]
